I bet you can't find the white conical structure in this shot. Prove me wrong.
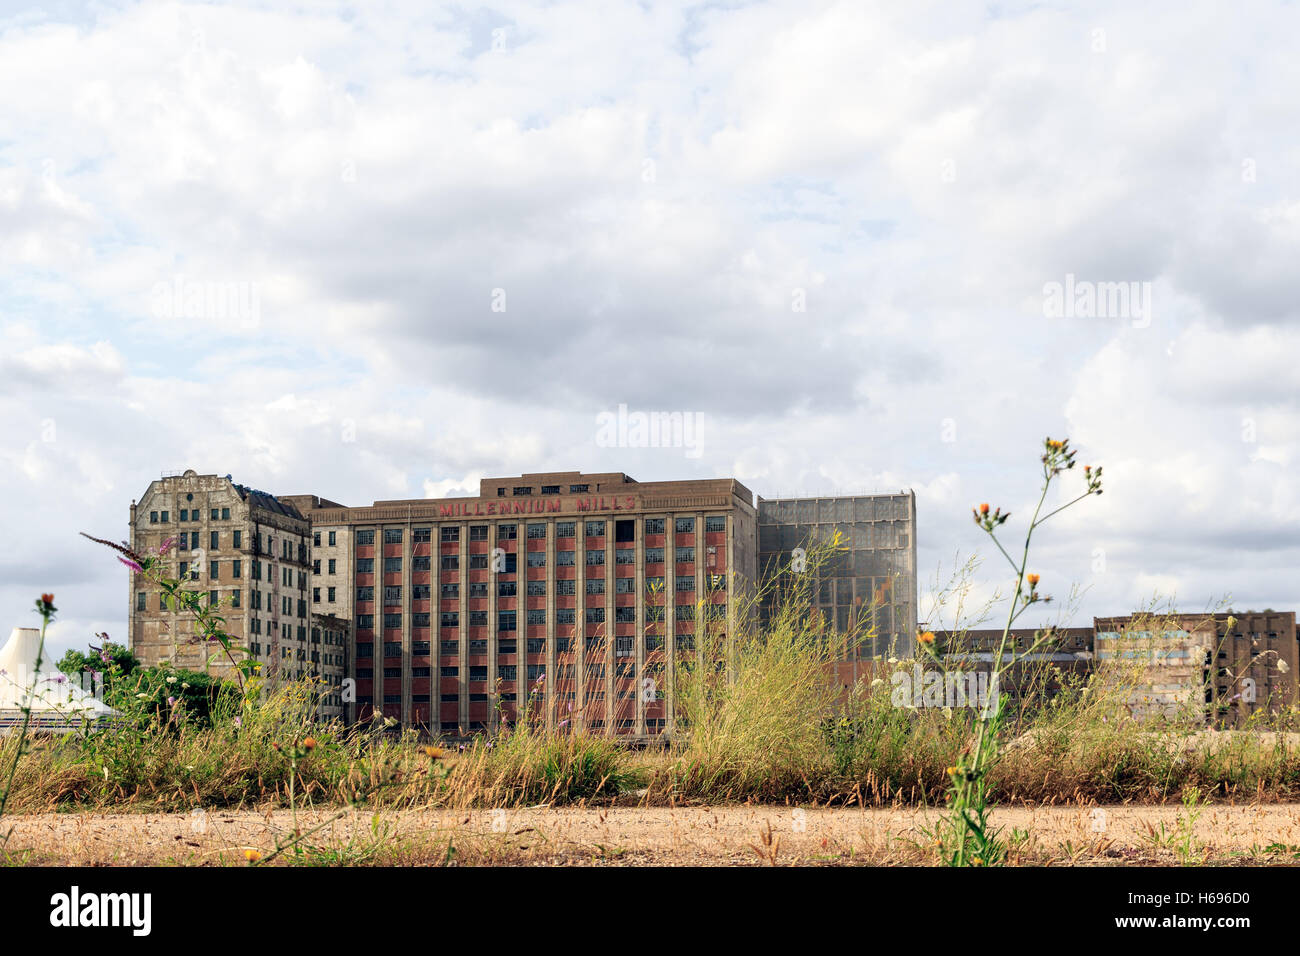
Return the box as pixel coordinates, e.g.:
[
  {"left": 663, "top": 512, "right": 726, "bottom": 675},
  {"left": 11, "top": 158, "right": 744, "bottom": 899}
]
[{"left": 0, "top": 626, "right": 116, "bottom": 718}]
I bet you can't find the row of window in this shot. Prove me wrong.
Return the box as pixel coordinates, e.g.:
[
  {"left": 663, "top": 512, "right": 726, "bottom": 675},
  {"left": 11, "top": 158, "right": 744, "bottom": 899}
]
[
  {"left": 359, "top": 604, "right": 722, "bottom": 630},
  {"left": 355, "top": 516, "right": 727, "bottom": 544},
  {"left": 148, "top": 507, "right": 233, "bottom": 523}
]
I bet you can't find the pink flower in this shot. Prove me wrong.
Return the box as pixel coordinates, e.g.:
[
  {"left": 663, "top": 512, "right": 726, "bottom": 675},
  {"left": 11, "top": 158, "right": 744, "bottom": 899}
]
[{"left": 119, "top": 556, "right": 144, "bottom": 574}]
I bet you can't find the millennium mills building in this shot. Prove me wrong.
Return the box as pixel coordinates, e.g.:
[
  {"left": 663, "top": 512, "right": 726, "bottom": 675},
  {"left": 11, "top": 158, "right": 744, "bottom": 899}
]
[{"left": 128, "top": 470, "right": 920, "bottom": 736}]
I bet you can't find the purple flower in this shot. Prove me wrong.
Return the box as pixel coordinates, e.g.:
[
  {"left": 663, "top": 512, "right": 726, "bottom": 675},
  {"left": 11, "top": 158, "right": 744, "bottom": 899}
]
[
  {"left": 159, "top": 536, "right": 177, "bottom": 555},
  {"left": 558, "top": 719, "right": 570, "bottom": 728},
  {"left": 118, "top": 556, "right": 144, "bottom": 574},
  {"left": 233, "top": 716, "right": 242, "bottom": 728},
  {"left": 534, "top": 672, "right": 545, "bottom": 684},
  {"left": 167, "top": 696, "right": 177, "bottom": 707},
  {"left": 54, "top": 674, "right": 67, "bottom": 684}
]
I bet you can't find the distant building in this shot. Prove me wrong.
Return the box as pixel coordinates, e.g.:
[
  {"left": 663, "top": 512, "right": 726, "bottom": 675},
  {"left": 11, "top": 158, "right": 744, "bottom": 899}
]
[
  {"left": 757, "top": 492, "right": 918, "bottom": 658},
  {"left": 128, "top": 470, "right": 311, "bottom": 683}
]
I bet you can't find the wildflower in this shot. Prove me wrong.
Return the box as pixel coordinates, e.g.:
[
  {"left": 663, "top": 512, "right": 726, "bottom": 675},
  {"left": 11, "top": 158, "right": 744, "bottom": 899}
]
[
  {"left": 159, "top": 536, "right": 177, "bottom": 554},
  {"left": 871, "top": 678, "right": 884, "bottom": 687},
  {"left": 946, "top": 766, "right": 958, "bottom": 777},
  {"left": 233, "top": 716, "right": 242, "bottom": 728},
  {"left": 244, "top": 849, "right": 261, "bottom": 862},
  {"left": 558, "top": 719, "right": 570, "bottom": 728},
  {"left": 918, "top": 632, "right": 935, "bottom": 646},
  {"left": 979, "top": 503, "right": 989, "bottom": 515},
  {"left": 302, "top": 737, "right": 317, "bottom": 751},
  {"left": 1027, "top": 574, "right": 1040, "bottom": 587},
  {"left": 118, "top": 556, "right": 144, "bottom": 574},
  {"left": 36, "top": 593, "right": 57, "bottom": 617},
  {"left": 166, "top": 676, "right": 178, "bottom": 684},
  {"left": 167, "top": 696, "right": 176, "bottom": 707},
  {"left": 1279, "top": 660, "right": 1291, "bottom": 674},
  {"left": 135, "top": 693, "right": 150, "bottom": 700},
  {"left": 423, "top": 746, "right": 443, "bottom": 759},
  {"left": 181, "top": 682, "right": 190, "bottom": 689}
]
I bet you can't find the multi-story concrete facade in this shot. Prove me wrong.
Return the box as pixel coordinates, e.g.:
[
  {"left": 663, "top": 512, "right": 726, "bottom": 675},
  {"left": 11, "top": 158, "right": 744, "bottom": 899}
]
[
  {"left": 757, "top": 492, "right": 918, "bottom": 658},
  {"left": 128, "top": 471, "right": 316, "bottom": 687},
  {"left": 290, "top": 472, "right": 757, "bottom": 738}
]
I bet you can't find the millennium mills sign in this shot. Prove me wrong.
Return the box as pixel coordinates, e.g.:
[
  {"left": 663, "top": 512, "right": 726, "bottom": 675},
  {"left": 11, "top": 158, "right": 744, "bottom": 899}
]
[{"left": 436, "top": 495, "right": 639, "bottom": 517}]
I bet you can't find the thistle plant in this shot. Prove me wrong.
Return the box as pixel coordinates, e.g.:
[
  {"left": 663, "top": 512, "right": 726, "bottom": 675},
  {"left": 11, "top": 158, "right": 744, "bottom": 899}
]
[
  {"left": 929, "top": 437, "right": 1103, "bottom": 866},
  {"left": 0, "top": 593, "right": 58, "bottom": 853}
]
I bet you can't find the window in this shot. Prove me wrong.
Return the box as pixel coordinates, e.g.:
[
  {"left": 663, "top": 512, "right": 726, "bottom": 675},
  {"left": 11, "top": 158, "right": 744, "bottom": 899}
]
[
  {"left": 585, "top": 579, "right": 605, "bottom": 595},
  {"left": 527, "top": 609, "right": 545, "bottom": 625},
  {"left": 327, "top": 586, "right": 336, "bottom": 602},
  {"left": 470, "top": 666, "right": 487, "bottom": 682},
  {"left": 358, "top": 615, "right": 374, "bottom": 630},
  {"left": 469, "top": 525, "right": 488, "bottom": 541},
  {"left": 556, "top": 550, "right": 576, "bottom": 567},
  {"left": 413, "top": 584, "right": 431, "bottom": 599},
  {"left": 498, "top": 524, "right": 517, "bottom": 539},
  {"left": 615, "top": 548, "right": 634, "bottom": 565},
  {"left": 413, "top": 527, "right": 431, "bottom": 543},
  {"left": 526, "top": 581, "right": 546, "bottom": 596},
  {"left": 569, "top": 484, "right": 589, "bottom": 493},
  {"left": 441, "top": 612, "right": 459, "bottom": 627},
  {"left": 469, "top": 554, "right": 488, "bottom": 570},
  {"left": 440, "top": 527, "right": 459, "bottom": 542},
  {"left": 180, "top": 509, "right": 188, "bottom": 522},
  {"left": 383, "top": 585, "right": 402, "bottom": 603},
  {"left": 222, "top": 507, "right": 231, "bottom": 520},
  {"left": 556, "top": 521, "right": 576, "bottom": 538},
  {"left": 313, "top": 559, "right": 321, "bottom": 575},
  {"left": 527, "top": 551, "right": 546, "bottom": 568},
  {"left": 440, "top": 641, "right": 459, "bottom": 655},
  {"left": 584, "top": 520, "right": 605, "bottom": 538},
  {"left": 556, "top": 608, "right": 575, "bottom": 625},
  {"left": 160, "top": 511, "right": 169, "bottom": 522},
  {"left": 231, "top": 590, "right": 241, "bottom": 608},
  {"left": 233, "top": 530, "right": 242, "bottom": 548},
  {"left": 440, "top": 666, "right": 459, "bottom": 678},
  {"left": 413, "top": 555, "right": 431, "bottom": 571},
  {"left": 313, "top": 587, "right": 321, "bottom": 602},
  {"left": 384, "top": 529, "right": 403, "bottom": 544},
  {"left": 150, "top": 511, "right": 158, "bottom": 523},
  {"left": 616, "top": 607, "right": 635, "bottom": 623},
  {"left": 441, "top": 583, "right": 460, "bottom": 598},
  {"left": 383, "top": 642, "right": 401, "bottom": 657},
  {"left": 357, "top": 558, "right": 374, "bottom": 573},
  {"left": 441, "top": 555, "right": 460, "bottom": 571},
  {"left": 356, "top": 530, "right": 375, "bottom": 546},
  {"left": 675, "top": 605, "right": 694, "bottom": 621},
  {"left": 136, "top": 591, "right": 146, "bottom": 611},
  {"left": 328, "top": 531, "right": 336, "bottom": 546},
  {"left": 675, "top": 547, "right": 694, "bottom": 563},
  {"left": 526, "top": 523, "right": 546, "bottom": 538},
  {"left": 383, "top": 613, "right": 402, "bottom": 629},
  {"left": 615, "top": 578, "right": 635, "bottom": 594},
  {"left": 585, "top": 549, "right": 605, "bottom": 566},
  {"left": 526, "top": 637, "right": 545, "bottom": 653},
  {"left": 469, "top": 611, "right": 488, "bottom": 626},
  {"left": 512, "top": 486, "right": 532, "bottom": 496},
  {"left": 313, "top": 532, "right": 321, "bottom": 546},
  {"left": 676, "top": 577, "right": 695, "bottom": 592},
  {"left": 210, "top": 531, "right": 219, "bottom": 549},
  {"left": 328, "top": 558, "right": 336, "bottom": 574},
  {"left": 527, "top": 664, "right": 546, "bottom": 681},
  {"left": 210, "top": 560, "right": 220, "bottom": 579},
  {"left": 498, "top": 581, "right": 517, "bottom": 597},
  {"left": 498, "top": 611, "right": 517, "bottom": 631},
  {"left": 541, "top": 485, "right": 560, "bottom": 494},
  {"left": 644, "top": 517, "right": 664, "bottom": 534},
  {"left": 585, "top": 608, "right": 605, "bottom": 624},
  {"left": 556, "top": 579, "right": 576, "bottom": 595},
  {"left": 645, "top": 547, "right": 664, "bottom": 563},
  {"left": 499, "top": 664, "right": 517, "bottom": 680},
  {"left": 705, "top": 516, "right": 726, "bottom": 533},
  {"left": 357, "top": 586, "right": 374, "bottom": 602},
  {"left": 384, "top": 557, "right": 402, "bottom": 573}
]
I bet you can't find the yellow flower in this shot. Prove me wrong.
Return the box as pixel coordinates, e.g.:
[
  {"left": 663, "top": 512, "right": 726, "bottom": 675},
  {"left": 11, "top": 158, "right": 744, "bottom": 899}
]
[
  {"left": 946, "top": 766, "right": 958, "bottom": 777},
  {"left": 302, "top": 737, "right": 317, "bottom": 751},
  {"left": 918, "top": 631, "right": 935, "bottom": 645},
  {"left": 1027, "top": 574, "right": 1040, "bottom": 587},
  {"left": 423, "top": 746, "right": 444, "bottom": 759},
  {"left": 244, "top": 849, "right": 261, "bottom": 862}
]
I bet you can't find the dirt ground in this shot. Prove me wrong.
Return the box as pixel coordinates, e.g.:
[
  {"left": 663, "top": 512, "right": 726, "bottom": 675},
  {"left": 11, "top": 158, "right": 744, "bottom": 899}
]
[{"left": 6, "top": 802, "right": 1300, "bottom": 865}]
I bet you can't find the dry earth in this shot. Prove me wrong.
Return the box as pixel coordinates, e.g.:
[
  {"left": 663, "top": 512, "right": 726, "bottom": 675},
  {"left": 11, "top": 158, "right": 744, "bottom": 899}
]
[{"left": 6, "top": 803, "right": 1300, "bottom": 865}]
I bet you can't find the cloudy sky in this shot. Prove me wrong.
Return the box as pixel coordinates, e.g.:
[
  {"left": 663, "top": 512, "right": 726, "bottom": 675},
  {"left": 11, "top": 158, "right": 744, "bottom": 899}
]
[{"left": 2, "top": 0, "right": 1298, "bottom": 660}]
